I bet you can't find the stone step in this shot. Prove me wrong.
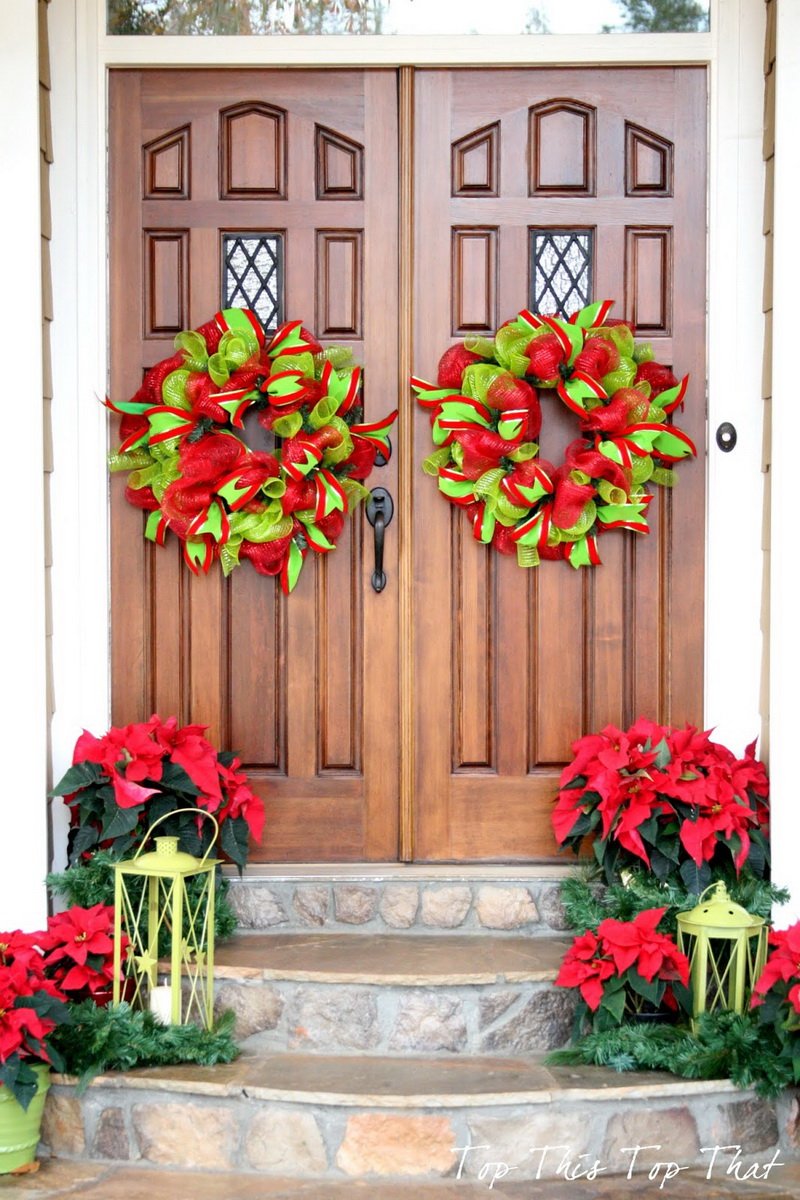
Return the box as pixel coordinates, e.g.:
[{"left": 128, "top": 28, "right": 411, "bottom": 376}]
[
  {"left": 226, "top": 873, "right": 572, "bottom": 935},
  {"left": 25, "top": 1157, "right": 800, "bottom": 1198},
  {"left": 42, "top": 1051, "right": 795, "bottom": 1183},
  {"left": 212, "top": 932, "right": 576, "bottom": 1055}
]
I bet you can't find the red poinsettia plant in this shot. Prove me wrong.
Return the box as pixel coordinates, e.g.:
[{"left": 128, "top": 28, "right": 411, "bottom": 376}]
[
  {"left": 552, "top": 717, "right": 770, "bottom": 891},
  {"left": 750, "top": 923, "right": 800, "bottom": 1082},
  {"left": 555, "top": 906, "right": 692, "bottom": 1031},
  {"left": 51, "top": 715, "right": 265, "bottom": 872},
  {"left": 39, "top": 904, "right": 123, "bottom": 1001},
  {"left": 0, "top": 930, "right": 69, "bottom": 1109}
]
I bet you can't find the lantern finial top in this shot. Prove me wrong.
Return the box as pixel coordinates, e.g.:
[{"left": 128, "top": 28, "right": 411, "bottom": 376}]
[{"left": 677, "top": 881, "right": 764, "bottom": 932}]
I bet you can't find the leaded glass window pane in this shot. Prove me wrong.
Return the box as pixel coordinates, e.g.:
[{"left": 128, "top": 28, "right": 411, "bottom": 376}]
[
  {"left": 222, "top": 234, "right": 283, "bottom": 332},
  {"left": 530, "top": 229, "right": 593, "bottom": 319}
]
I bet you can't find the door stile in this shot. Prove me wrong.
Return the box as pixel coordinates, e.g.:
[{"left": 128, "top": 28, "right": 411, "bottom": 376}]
[{"left": 398, "top": 65, "right": 416, "bottom": 862}]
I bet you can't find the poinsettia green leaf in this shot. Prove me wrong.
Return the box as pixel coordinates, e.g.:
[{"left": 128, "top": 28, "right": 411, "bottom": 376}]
[
  {"left": 101, "top": 804, "right": 142, "bottom": 842},
  {"left": 638, "top": 815, "right": 660, "bottom": 846},
  {"left": 745, "top": 839, "right": 767, "bottom": 876},
  {"left": 627, "top": 970, "right": 663, "bottom": 1005},
  {"left": 680, "top": 859, "right": 711, "bottom": 895},
  {"left": 600, "top": 987, "right": 626, "bottom": 1024},
  {"left": 159, "top": 760, "right": 202, "bottom": 796},
  {"left": 0, "top": 1059, "right": 40, "bottom": 1111},
  {"left": 50, "top": 761, "right": 104, "bottom": 796},
  {"left": 68, "top": 823, "right": 101, "bottom": 864},
  {"left": 220, "top": 815, "right": 251, "bottom": 874},
  {"left": 653, "top": 737, "right": 671, "bottom": 769}
]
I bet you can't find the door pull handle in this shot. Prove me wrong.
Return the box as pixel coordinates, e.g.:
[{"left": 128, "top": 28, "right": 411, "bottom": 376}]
[{"left": 365, "top": 487, "right": 394, "bottom": 594}]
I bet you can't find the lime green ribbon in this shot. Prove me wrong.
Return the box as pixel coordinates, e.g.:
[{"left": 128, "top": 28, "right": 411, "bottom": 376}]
[
  {"left": 493, "top": 326, "right": 531, "bottom": 377},
  {"left": 207, "top": 330, "right": 258, "bottom": 388},
  {"left": 321, "top": 418, "right": 353, "bottom": 465},
  {"left": 174, "top": 330, "right": 210, "bottom": 374},
  {"left": 313, "top": 346, "right": 354, "bottom": 371},
  {"left": 221, "top": 505, "right": 294, "bottom": 577}
]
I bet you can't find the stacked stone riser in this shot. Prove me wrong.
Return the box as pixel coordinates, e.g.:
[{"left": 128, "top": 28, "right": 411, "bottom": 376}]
[
  {"left": 214, "top": 978, "right": 576, "bottom": 1056},
  {"left": 43, "top": 1080, "right": 792, "bottom": 1182},
  {"left": 228, "top": 880, "right": 571, "bottom": 934}
]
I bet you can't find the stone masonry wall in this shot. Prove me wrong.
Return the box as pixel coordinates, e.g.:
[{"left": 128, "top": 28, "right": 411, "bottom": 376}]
[{"left": 227, "top": 878, "right": 571, "bottom": 935}]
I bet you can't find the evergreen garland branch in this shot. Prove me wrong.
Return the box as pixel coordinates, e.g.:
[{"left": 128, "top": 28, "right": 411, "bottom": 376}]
[
  {"left": 547, "top": 1012, "right": 793, "bottom": 1098},
  {"left": 559, "top": 867, "right": 788, "bottom": 936},
  {"left": 50, "top": 1001, "right": 239, "bottom": 1092}
]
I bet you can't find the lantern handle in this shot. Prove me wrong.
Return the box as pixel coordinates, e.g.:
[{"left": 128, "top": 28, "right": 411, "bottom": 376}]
[
  {"left": 697, "top": 881, "right": 729, "bottom": 904},
  {"left": 132, "top": 807, "right": 220, "bottom": 865}
]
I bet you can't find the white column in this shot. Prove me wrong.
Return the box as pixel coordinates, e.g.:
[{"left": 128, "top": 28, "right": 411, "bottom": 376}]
[
  {"left": 0, "top": 1, "right": 49, "bottom": 928},
  {"left": 48, "top": 0, "right": 110, "bottom": 873},
  {"left": 705, "top": 0, "right": 766, "bottom": 752},
  {"left": 769, "top": 0, "right": 800, "bottom": 922}
]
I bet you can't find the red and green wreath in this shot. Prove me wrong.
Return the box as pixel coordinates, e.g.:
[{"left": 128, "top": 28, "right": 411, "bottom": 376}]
[
  {"left": 108, "top": 308, "right": 397, "bottom": 593},
  {"left": 412, "top": 301, "right": 696, "bottom": 568}
]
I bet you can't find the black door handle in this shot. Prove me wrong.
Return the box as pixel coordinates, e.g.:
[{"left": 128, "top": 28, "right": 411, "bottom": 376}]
[{"left": 365, "top": 487, "right": 394, "bottom": 594}]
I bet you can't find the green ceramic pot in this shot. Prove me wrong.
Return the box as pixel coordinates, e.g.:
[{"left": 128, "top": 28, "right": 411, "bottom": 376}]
[{"left": 0, "top": 1064, "right": 51, "bottom": 1174}]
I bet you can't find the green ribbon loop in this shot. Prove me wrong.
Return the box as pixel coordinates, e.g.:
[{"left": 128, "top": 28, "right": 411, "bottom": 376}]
[
  {"left": 553, "top": 501, "right": 597, "bottom": 543},
  {"left": 597, "top": 479, "right": 628, "bottom": 506},
  {"left": 630, "top": 455, "right": 655, "bottom": 484},
  {"left": 494, "top": 326, "right": 532, "bottom": 377},
  {"left": 272, "top": 411, "right": 303, "bottom": 439},
  {"left": 507, "top": 442, "right": 539, "bottom": 463},
  {"left": 461, "top": 363, "right": 506, "bottom": 404},
  {"left": 309, "top": 395, "right": 341, "bottom": 429},
  {"left": 313, "top": 346, "right": 354, "bottom": 371},
  {"left": 321, "top": 418, "right": 353, "bottom": 465},
  {"left": 162, "top": 369, "right": 192, "bottom": 409},
  {"left": 463, "top": 336, "right": 497, "bottom": 359},
  {"left": 516, "top": 543, "right": 540, "bottom": 568},
  {"left": 174, "top": 330, "right": 209, "bottom": 373},
  {"left": 108, "top": 448, "right": 152, "bottom": 473},
  {"left": 229, "top": 504, "right": 292, "bottom": 544},
  {"left": 474, "top": 467, "right": 505, "bottom": 500},
  {"left": 423, "top": 447, "right": 453, "bottom": 476},
  {"left": 341, "top": 479, "right": 370, "bottom": 508}
]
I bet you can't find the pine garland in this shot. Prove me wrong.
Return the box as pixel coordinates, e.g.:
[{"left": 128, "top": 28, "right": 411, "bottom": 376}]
[
  {"left": 559, "top": 866, "right": 788, "bottom": 936},
  {"left": 547, "top": 1011, "right": 793, "bottom": 1098},
  {"left": 51, "top": 1001, "right": 239, "bottom": 1091}
]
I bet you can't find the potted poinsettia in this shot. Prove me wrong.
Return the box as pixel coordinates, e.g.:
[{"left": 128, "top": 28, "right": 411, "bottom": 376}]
[
  {"left": 52, "top": 715, "right": 264, "bottom": 869},
  {"left": 40, "top": 904, "right": 126, "bottom": 1005},
  {"left": 49, "top": 716, "right": 265, "bottom": 940},
  {"left": 751, "top": 922, "right": 800, "bottom": 1082},
  {"left": 0, "top": 930, "right": 70, "bottom": 1173},
  {"left": 555, "top": 906, "right": 692, "bottom": 1032},
  {"left": 552, "top": 717, "right": 770, "bottom": 891}
]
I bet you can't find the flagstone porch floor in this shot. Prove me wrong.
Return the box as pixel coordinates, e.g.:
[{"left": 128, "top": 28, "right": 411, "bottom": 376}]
[{"left": 6, "top": 1158, "right": 800, "bottom": 1199}]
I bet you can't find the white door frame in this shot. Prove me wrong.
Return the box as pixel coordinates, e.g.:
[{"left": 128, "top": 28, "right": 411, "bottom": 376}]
[{"left": 47, "top": 0, "right": 767, "bottom": 871}]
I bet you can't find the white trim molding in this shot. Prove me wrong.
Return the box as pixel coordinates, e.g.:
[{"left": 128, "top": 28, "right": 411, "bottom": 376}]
[
  {"left": 0, "top": 1, "right": 49, "bottom": 927},
  {"left": 704, "top": 0, "right": 766, "bottom": 753},
  {"left": 768, "top": 0, "right": 800, "bottom": 923},
  {"left": 48, "top": 0, "right": 110, "bottom": 872}
]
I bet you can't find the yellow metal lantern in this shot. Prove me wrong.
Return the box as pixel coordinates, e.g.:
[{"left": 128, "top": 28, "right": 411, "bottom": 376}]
[
  {"left": 676, "top": 881, "right": 767, "bottom": 1029},
  {"left": 113, "top": 809, "right": 219, "bottom": 1028}
]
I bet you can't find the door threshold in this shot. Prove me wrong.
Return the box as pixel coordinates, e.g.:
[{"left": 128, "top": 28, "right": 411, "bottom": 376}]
[{"left": 226, "top": 862, "right": 578, "bottom": 881}]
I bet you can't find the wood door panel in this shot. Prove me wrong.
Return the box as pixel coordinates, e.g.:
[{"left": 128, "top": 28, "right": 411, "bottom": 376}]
[
  {"left": 110, "top": 69, "right": 400, "bottom": 862},
  {"left": 412, "top": 67, "right": 707, "bottom": 861}
]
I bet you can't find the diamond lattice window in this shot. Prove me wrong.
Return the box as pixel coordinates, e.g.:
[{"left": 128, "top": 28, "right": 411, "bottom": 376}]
[
  {"left": 222, "top": 234, "right": 283, "bottom": 332},
  {"left": 530, "top": 230, "right": 593, "bottom": 318}
]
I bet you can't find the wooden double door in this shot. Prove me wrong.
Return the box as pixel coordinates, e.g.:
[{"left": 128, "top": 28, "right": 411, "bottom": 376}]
[{"left": 109, "top": 66, "right": 706, "bottom": 863}]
